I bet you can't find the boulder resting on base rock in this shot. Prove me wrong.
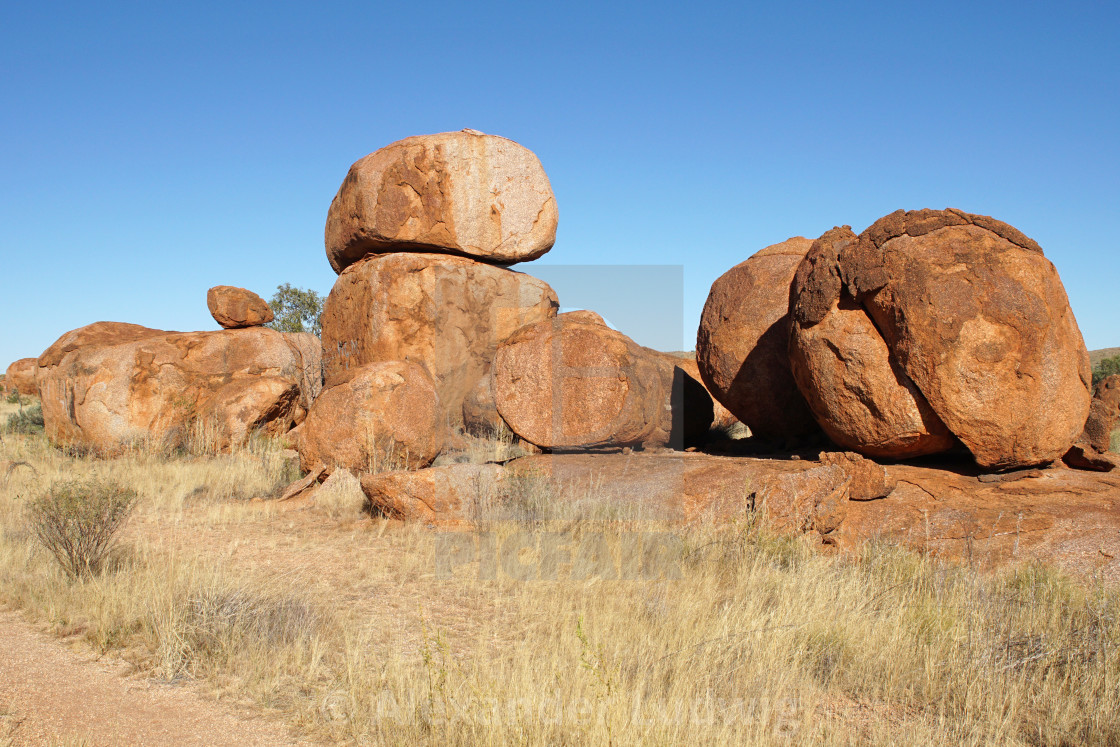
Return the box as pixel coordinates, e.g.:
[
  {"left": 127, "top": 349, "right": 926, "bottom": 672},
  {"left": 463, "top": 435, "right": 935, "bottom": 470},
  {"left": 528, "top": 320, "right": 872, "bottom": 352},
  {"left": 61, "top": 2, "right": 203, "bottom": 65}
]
[
  {"left": 206, "top": 286, "right": 275, "bottom": 329},
  {"left": 320, "top": 252, "right": 558, "bottom": 426},
  {"left": 696, "top": 237, "right": 819, "bottom": 441},
  {"left": 297, "top": 361, "right": 445, "bottom": 474},
  {"left": 325, "top": 130, "right": 558, "bottom": 272}
]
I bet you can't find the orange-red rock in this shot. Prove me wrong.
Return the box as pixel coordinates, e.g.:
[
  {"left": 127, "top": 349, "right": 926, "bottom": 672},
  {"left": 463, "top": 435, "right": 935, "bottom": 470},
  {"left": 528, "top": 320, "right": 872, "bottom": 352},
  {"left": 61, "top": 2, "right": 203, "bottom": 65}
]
[
  {"left": 321, "top": 252, "right": 558, "bottom": 426},
  {"left": 361, "top": 463, "right": 503, "bottom": 523},
  {"left": 36, "top": 323, "right": 319, "bottom": 452},
  {"left": 296, "top": 361, "right": 445, "bottom": 473},
  {"left": 493, "top": 314, "right": 712, "bottom": 449},
  {"left": 696, "top": 237, "right": 819, "bottom": 441},
  {"left": 206, "top": 285, "right": 274, "bottom": 329},
  {"left": 325, "top": 130, "right": 558, "bottom": 273},
  {"left": 4, "top": 358, "right": 38, "bottom": 396},
  {"left": 841, "top": 209, "right": 1090, "bottom": 468},
  {"left": 790, "top": 210, "right": 1090, "bottom": 469},
  {"left": 789, "top": 228, "right": 956, "bottom": 459}
]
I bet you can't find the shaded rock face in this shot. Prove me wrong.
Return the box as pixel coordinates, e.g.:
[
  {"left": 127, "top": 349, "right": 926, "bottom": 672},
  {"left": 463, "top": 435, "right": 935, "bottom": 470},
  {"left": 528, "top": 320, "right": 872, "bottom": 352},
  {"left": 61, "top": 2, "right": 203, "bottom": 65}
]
[
  {"left": 493, "top": 314, "right": 712, "bottom": 450},
  {"left": 789, "top": 229, "right": 956, "bottom": 459},
  {"left": 790, "top": 210, "right": 1090, "bottom": 469},
  {"left": 206, "top": 286, "right": 274, "bottom": 329},
  {"left": 696, "top": 237, "right": 819, "bottom": 441},
  {"left": 296, "top": 361, "right": 445, "bottom": 474},
  {"left": 325, "top": 130, "right": 558, "bottom": 273},
  {"left": 5, "top": 358, "right": 38, "bottom": 396},
  {"left": 674, "top": 358, "right": 738, "bottom": 432},
  {"left": 321, "top": 252, "right": 558, "bottom": 427},
  {"left": 36, "top": 323, "right": 321, "bottom": 452}
]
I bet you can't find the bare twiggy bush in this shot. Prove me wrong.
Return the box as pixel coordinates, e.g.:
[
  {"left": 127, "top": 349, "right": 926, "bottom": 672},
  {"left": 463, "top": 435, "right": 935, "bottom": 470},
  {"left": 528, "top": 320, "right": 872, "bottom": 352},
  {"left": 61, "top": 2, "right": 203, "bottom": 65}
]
[{"left": 27, "top": 479, "right": 137, "bottom": 580}]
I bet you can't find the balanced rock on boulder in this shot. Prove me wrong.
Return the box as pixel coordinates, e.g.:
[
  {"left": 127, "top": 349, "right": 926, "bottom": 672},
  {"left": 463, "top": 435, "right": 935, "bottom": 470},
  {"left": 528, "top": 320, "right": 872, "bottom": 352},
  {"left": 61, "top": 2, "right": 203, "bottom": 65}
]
[
  {"left": 696, "top": 237, "right": 819, "bottom": 441},
  {"left": 791, "top": 209, "right": 1090, "bottom": 469},
  {"left": 207, "top": 285, "right": 274, "bottom": 329},
  {"left": 296, "top": 361, "right": 445, "bottom": 473},
  {"left": 325, "top": 130, "right": 558, "bottom": 273},
  {"left": 321, "top": 252, "right": 558, "bottom": 426},
  {"left": 5, "top": 358, "right": 38, "bottom": 396},
  {"left": 493, "top": 312, "right": 712, "bottom": 449},
  {"left": 36, "top": 322, "right": 321, "bottom": 453},
  {"left": 788, "top": 227, "right": 957, "bottom": 459}
]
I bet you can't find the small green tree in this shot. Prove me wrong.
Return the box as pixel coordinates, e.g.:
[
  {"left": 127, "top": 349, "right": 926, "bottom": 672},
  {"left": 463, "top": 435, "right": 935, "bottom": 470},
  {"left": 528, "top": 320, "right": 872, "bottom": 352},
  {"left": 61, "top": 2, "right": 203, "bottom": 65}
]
[
  {"left": 1093, "top": 355, "right": 1120, "bottom": 387},
  {"left": 265, "top": 284, "right": 324, "bottom": 337}
]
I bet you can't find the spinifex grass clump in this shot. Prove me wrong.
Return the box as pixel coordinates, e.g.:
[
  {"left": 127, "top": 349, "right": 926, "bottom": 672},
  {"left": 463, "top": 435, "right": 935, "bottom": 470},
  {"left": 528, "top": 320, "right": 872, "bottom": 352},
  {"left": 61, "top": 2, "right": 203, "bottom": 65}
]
[{"left": 28, "top": 478, "right": 137, "bottom": 580}]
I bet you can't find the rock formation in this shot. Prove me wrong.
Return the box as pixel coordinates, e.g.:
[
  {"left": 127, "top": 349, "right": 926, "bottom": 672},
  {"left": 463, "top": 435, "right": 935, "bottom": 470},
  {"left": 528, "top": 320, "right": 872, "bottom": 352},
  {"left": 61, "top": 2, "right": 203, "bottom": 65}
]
[
  {"left": 493, "top": 312, "right": 712, "bottom": 449},
  {"left": 4, "top": 358, "right": 38, "bottom": 396},
  {"left": 788, "top": 210, "right": 1090, "bottom": 469},
  {"left": 206, "top": 286, "right": 274, "bottom": 329},
  {"left": 295, "top": 361, "right": 445, "bottom": 473},
  {"left": 325, "top": 130, "right": 558, "bottom": 273},
  {"left": 36, "top": 322, "right": 321, "bottom": 452},
  {"left": 320, "top": 251, "right": 558, "bottom": 426},
  {"left": 788, "top": 228, "right": 957, "bottom": 459},
  {"left": 696, "top": 237, "right": 819, "bottom": 441}
]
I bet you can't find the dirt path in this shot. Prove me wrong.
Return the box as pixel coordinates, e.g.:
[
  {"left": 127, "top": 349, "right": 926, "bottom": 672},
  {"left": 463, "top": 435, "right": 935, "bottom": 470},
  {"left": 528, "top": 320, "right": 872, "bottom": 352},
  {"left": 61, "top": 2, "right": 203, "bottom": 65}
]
[{"left": 0, "top": 609, "right": 308, "bottom": 747}]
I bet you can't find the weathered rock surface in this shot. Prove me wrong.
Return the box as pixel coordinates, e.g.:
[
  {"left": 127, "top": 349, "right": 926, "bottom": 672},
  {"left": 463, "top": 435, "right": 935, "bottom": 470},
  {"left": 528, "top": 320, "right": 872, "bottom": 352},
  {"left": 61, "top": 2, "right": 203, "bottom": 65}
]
[
  {"left": 296, "top": 361, "right": 445, "bottom": 473},
  {"left": 320, "top": 252, "right": 558, "bottom": 426},
  {"left": 818, "top": 450, "right": 896, "bottom": 501},
  {"left": 206, "top": 286, "right": 274, "bottom": 329},
  {"left": 361, "top": 463, "right": 504, "bottom": 523},
  {"left": 387, "top": 451, "right": 1120, "bottom": 583},
  {"left": 37, "top": 322, "right": 168, "bottom": 368},
  {"left": 493, "top": 314, "right": 712, "bottom": 450},
  {"left": 36, "top": 324, "right": 321, "bottom": 452},
  {"left": 4, "top": 358, "right": 38, "bottom": 396},
  {"left": 789, "top": 228, "right": 956, "bottom": 458},
  {"left": 696, "top": 237, "right": 819, "bottom": 441},
  {"left": 840, "top": 209, "right": 1090, "bottom": 468},
  {"left": 325, "top": 130, "right": 558, "bottom": 272},
  {"left": 1095, "top": 375, "right": 1120, "bottom": 415}
]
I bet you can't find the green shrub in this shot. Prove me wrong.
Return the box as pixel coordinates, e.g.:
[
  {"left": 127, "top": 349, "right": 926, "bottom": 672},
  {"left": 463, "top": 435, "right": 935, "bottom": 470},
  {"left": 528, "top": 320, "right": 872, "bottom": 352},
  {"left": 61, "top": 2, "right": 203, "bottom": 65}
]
[
  {"left": 5, "top": 391, "right": 21, "bottom": 404},
  {"left": 1092, "top": 354, "right": 1120, "bottom": 386},
  {"left": 5, "top": 403, "right": 44, "bottom": 434},
  {"left": 28, "top": 479, "right": 138, "bottom": 580}
]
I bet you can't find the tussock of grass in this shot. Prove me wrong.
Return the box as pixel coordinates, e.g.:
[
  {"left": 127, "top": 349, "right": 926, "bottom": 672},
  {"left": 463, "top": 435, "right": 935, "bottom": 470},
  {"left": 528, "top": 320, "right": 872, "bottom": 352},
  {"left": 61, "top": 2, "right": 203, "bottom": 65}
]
[{"left": 0, "top": 426, "right": 1117, "bottom": 745}]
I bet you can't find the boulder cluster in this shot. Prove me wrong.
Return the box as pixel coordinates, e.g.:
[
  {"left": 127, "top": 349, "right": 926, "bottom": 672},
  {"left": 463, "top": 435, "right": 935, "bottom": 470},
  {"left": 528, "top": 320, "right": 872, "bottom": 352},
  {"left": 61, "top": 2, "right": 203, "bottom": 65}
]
[
  {"left": 698, "top": 208, "right": 1094, "bottom": 471},
  {"left": 32, "top": 288, "right": 320, "bottom": 453},
  {"left": 299, "top": 129, "right": 716, "bottom": 476},
  {"left": 8, "top": 130, "right": 1106, "bottom": 535}
]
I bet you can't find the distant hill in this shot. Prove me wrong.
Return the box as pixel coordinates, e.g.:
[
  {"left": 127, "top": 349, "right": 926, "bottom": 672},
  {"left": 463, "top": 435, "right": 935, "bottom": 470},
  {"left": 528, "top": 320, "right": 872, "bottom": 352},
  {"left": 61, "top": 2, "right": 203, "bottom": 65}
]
[{"left": 1090, "top": 348, "right": 1120, "bottom": 368}]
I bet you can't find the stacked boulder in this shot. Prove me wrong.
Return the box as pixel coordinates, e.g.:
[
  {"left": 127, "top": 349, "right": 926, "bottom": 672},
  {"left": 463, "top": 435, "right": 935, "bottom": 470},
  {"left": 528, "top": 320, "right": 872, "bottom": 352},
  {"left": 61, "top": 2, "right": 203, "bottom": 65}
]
[
  {"left": 311, "top": 129, "right": 560, "bottom": 463},
  {"left": 36, "top": 287, "right": 322, "bottom": 453},
  {"left": 698, "top": 208, "right": 1092, "bottom": 470},
  {"left": 492, "top": 312, "right": 712, "bottom": 450},
  {"left": 309, "top": 129, "right": 712, "bottom": 476}
]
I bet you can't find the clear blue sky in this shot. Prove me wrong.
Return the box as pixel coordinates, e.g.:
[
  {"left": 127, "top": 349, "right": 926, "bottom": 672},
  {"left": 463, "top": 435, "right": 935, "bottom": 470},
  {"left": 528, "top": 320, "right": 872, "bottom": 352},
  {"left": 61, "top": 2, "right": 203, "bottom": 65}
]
[{"left": 2, "top": 1, "right": 1118, "bottom": 369}]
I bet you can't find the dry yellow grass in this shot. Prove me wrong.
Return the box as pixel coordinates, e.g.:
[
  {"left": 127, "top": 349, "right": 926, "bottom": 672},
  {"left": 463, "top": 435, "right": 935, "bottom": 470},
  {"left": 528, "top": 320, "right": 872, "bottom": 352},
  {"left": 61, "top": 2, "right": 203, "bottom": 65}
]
[{"left": 0, "top": 413, "right": 1117, "bottom": 745}]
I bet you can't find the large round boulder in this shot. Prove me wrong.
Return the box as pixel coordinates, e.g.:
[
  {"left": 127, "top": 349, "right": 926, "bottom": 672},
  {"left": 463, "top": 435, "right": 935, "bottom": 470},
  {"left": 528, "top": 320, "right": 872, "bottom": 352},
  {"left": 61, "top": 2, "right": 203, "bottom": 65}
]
[
  {"left": 4, "top": 358, "right": 39, "bottom": 396},
  {"left": 320, "top": 252, "right": 558, "bottom": 427},
  {"left": 493, "top": 313, "right": 712, "bottom": 449},
  {"left": 36, "top": 323, "right": 320, "bottom": 452},
  {"left": 696, "top": 237, "right": 819, "bottom": 441},
  {"left": 325, "top": 130, "right": 558, "bottom": 273},
  {"left": 206, "top": 285, "right": 274, "bottom": 329},
  {"left": 789, "top": 227, "right": 956, "bottom": 459},
  {"left": 794, "top": 209, "right": 1090, "bottom": 469},
  {"left": 296, "top": 361, "right": 445, "bottom": 473}
]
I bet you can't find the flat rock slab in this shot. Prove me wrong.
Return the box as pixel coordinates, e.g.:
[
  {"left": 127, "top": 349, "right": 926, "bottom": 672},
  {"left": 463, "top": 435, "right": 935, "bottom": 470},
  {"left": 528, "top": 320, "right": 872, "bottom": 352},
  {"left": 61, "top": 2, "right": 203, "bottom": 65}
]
[{"left": 414, "top": 451, "right": 1120, "bottom": 581}]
